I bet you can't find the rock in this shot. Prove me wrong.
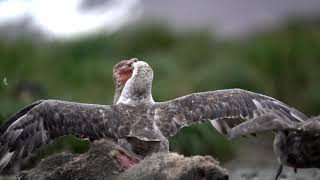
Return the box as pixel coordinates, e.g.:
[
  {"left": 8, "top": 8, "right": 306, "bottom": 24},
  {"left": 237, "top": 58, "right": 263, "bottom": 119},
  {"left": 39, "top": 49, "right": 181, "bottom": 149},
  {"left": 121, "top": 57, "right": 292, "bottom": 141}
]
[
  {"left": 19, "top": 139, "right": 228, "bottom": 180},
  {"left": 229, "top": 168, "right": 320, "bottom": 180}
]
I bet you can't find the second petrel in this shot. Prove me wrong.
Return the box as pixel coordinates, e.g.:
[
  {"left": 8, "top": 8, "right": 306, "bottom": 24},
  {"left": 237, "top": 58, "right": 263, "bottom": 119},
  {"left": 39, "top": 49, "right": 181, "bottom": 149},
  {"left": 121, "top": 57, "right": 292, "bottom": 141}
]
[{"left": 228, "top": 114, "right": 320, "bottom": 180}]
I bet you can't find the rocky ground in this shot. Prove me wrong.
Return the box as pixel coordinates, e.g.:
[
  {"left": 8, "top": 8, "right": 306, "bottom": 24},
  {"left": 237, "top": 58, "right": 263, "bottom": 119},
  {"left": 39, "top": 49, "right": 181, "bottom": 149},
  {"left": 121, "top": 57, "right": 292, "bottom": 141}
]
[
  {"left": 1, "top": 135, "right": 319, "bottom": 180},
  {"left": 18, "top": 139, "right": 228, "bottom": 180},
  {"left": 3, "top": 168, "right": 320, "bottom": 180},
  {"left": 230, "top": 168, "right": 320, "bottom": 180}
]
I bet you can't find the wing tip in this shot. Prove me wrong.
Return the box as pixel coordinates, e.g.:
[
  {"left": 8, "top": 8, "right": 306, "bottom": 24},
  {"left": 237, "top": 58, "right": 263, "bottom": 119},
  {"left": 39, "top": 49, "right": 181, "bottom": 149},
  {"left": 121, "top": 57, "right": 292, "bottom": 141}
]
[{"left": 0, "top": 100, "right": 44, "bottom": 135}]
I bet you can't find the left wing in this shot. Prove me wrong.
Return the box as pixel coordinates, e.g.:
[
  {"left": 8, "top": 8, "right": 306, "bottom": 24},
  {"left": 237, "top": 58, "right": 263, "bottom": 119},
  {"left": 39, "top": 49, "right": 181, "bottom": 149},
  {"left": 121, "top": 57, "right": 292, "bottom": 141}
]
[{"left": 152, "top": 88, "right": 307, "bottom": 138}]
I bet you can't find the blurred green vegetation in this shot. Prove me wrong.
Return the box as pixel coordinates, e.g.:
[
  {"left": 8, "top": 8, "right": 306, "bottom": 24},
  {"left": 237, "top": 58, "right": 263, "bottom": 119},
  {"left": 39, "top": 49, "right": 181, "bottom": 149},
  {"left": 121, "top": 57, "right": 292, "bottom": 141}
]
[{"left": 0, "top": 22, "right": 319, "bottom": 162}]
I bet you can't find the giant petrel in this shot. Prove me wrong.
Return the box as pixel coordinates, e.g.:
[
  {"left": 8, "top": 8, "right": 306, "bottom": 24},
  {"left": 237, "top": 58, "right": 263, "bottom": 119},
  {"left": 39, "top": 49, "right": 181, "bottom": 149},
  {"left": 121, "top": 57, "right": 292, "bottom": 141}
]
[{"left": 0, "top": 58, "right": 308, "bottom": 173}]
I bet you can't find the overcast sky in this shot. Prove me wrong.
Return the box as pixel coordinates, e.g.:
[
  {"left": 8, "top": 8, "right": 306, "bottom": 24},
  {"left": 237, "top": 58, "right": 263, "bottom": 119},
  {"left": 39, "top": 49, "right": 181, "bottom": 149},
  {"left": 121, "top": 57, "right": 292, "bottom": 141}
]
[
  {"left": 0, "top": 0, "right": 319, "bottom": 38},
  {"left": 142, "top": 0, "right": 320, "bottom": 37},
  {"left": 0, "top": 0, "right": 141, "bottom": 37}
]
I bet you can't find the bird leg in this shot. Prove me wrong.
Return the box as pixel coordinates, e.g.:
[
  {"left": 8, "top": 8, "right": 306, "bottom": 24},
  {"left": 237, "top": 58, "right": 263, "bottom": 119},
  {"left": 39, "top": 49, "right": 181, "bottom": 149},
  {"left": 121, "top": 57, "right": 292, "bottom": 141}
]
[
  {"left": 110, "top": 149, "right": 140, "bottom": 171},
  {"left": 293, "top": 166, "right": 297, "bottom": 174},
  {"left": 274, "top": 164, "right": 283, "bottom": 180}
]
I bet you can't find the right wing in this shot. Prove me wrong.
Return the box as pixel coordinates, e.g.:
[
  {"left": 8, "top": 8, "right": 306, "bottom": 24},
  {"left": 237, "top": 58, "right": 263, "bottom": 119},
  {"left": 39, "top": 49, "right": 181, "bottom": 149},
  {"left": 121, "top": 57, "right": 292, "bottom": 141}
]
[
  {"left": 152, "top": 88, "right": 307, "bottom": 138},
  {"left": 0, "top": 100, "right": 130, "bottom": 172}
]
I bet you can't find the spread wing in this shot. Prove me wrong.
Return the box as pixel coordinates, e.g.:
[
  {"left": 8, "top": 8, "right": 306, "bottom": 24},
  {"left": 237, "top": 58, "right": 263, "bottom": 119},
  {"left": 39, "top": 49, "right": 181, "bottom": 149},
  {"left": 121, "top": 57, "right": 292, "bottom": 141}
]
[
  {"left": 227, "top": 114, "right": 300, "bottom": 139},
  {"left": 153, "top": 88, "right": 307, "bottom": 138},
  {"left": 228, "top": 115, "right": 320, "bottom": 139},
  {"left": 0, "top": 100, "right": 130, "bottom": 172}
]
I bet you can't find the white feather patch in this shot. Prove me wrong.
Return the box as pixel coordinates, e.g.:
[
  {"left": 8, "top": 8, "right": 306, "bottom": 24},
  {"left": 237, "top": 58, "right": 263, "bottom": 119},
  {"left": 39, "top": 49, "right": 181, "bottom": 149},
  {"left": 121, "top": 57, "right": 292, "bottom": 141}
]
[
  {"left": 153, "top": 121, "right": 160, "bottom": 132},
  {"left": 210, "top": 120, "right": 224, "bottom": 134},
  {"left": 0, "top": 151, "right": 14, "bottom": 168},
  {"left": 252, "top": 99, "right": 265, "bottom": 118},
  {"left": 252, "top": 99, "right": 263, "bottom": 111},
  {"left": 290, "top": 111, "right": 304, "bottom": 122}
]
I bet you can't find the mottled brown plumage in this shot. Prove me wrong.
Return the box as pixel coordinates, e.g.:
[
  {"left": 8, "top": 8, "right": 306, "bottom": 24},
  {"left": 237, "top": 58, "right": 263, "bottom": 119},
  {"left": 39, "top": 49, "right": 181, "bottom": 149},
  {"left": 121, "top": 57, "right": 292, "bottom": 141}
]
[{"left": 0, "top": 58, "right": 307, "bottom": 174}]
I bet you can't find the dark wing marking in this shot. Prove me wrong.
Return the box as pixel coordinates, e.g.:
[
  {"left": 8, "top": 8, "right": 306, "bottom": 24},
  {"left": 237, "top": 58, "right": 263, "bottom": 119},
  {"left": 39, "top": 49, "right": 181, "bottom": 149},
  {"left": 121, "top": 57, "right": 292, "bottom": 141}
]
[
  {"left": 152, "top": 88, "right": 307, "bottom": 138},
  {"left": 227, "top": 114, "right": 299, "bottom": 139},
  {"left": 0, "top": 100, "right": 130, "bottom": 172}
]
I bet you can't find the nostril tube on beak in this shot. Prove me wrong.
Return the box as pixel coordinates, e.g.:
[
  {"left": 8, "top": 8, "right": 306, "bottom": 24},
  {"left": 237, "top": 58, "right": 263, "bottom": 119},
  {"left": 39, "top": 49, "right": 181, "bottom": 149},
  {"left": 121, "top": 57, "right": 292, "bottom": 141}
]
[{"left": 130, "top": 58, "right": 138, "bottom": 62}]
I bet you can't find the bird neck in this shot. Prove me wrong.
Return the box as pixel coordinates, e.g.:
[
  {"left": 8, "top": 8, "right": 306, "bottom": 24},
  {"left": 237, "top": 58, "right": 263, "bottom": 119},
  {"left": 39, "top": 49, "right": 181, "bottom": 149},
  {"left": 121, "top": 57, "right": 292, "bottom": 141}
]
[{"left": 116, "top": 71, "right": 154, "bottom": 105}]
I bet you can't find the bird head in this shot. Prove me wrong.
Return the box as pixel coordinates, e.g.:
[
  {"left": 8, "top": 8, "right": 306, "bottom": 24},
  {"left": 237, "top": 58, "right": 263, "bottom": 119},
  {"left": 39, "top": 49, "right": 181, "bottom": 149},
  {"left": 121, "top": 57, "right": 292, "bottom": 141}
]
[
  {"left": 113, "top": 58, "right": 138, "bottom": 89},
  {"left": 113, "top": 58, "right": 154, "bottom": 104},
  {"left": 113, "top": 58, "right": 140, "bottom": 104}
]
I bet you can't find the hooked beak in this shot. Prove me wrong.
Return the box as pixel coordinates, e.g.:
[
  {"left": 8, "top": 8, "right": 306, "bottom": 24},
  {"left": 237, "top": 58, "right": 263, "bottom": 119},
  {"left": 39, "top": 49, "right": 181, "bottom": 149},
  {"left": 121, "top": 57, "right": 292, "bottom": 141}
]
[
  {"left": 129, "top": 58, "right": 138, "bottom": 63},
  {"left": 129, "top": 58, "right": 138, "bottom": 68},
  {"left": 126, "top": 58, "right": 138, "bottom": 71}
]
